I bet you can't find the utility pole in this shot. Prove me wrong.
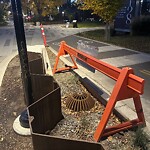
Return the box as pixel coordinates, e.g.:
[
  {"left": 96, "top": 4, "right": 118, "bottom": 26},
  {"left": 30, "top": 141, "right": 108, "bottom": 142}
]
[{"left": 11, "top": 0, "right": 33, "bottom": 130}]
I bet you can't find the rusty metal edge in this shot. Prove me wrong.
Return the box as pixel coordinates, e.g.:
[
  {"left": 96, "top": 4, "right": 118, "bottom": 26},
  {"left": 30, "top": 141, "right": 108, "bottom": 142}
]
[{"left": 30, "top": 132, "right": 104, "bottom": 150}]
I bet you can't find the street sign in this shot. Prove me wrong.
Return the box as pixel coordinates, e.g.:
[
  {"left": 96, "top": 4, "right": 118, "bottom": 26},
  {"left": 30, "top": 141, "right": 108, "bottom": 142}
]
[{"left": 114, "top": 0, "right": 138, "bottom": 32}]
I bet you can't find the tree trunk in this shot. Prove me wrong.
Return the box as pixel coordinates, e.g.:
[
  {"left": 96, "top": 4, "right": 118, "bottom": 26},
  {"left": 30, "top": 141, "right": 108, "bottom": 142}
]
[
  {"left": 37, "top": 8, "right": 42, "bottom": 22},
  {"left": 105, "top": 22, "right": 110, "bottom": 41}
]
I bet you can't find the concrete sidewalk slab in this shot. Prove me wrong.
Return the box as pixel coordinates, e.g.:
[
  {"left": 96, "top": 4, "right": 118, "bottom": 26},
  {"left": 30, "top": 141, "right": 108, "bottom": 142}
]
[{"left": 102, "top": 53, "right": 150, "bottom": 67}]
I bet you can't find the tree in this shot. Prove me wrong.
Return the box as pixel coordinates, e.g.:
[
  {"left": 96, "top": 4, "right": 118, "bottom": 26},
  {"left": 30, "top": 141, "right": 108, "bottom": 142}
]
[
  {"left": 77, "top": 0, "right": 124, "bottom": 40},
  {"left": 22, "top": 0, "right": 65, "bottom": 19},
  {"left": 0, "top": 2, "right": 7, "bottom": 25}
]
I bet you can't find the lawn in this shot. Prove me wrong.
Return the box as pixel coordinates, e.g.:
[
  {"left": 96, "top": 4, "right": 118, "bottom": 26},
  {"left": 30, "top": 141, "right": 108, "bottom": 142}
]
[
  {"left": 65, "top": 21, "right": 104, "bottom": 28},
  {"left": 77, "top": 21, "right": 104, "bottom": 28},
  {"left": 77, "top": 29, "right": 150, "bottom": 53}
]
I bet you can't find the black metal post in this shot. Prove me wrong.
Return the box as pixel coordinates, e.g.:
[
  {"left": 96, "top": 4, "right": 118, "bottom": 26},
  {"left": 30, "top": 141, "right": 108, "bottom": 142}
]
[{"left": 11, "top": 0, "right": 33, "bottom": 128}]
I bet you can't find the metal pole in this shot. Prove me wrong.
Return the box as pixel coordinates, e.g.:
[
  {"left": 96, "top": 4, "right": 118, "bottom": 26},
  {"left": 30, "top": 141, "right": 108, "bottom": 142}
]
[
  {"left": 11, "top": 0, "right": 33, "bottom": 106},
  {"left": 11, "top": 0, "right": 33, "bottom": 128},
  {"left": 135, "top": 0, "right": 142, "bottom": 17}
]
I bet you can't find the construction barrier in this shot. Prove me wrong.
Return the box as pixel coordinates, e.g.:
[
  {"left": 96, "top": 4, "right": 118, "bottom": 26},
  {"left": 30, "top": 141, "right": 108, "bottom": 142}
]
[
  {"left": 53, "top": 41, "right": 146, "bottom": 141},
  {"left": 40, "top": 24, "right": 48, "bottom": 47}
]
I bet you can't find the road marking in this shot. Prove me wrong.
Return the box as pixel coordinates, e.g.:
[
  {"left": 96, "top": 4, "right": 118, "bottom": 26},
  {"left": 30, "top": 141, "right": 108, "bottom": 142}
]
[
  {"left": 52, "top": 42, "right": 60, "bottom": 46},
  {"left": 140, "top": 70, "right": 150, "bottom": 76},
  {"left": 98, "top": 46, "right": 124, "bottom": 52}
]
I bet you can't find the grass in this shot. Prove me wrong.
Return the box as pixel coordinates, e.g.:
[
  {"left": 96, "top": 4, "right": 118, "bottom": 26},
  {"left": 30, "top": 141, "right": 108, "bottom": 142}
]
[
  {"left": 77, "top": 21, "right": 104, "bottom": 28},
  {"left": 61, "top": 21, "right": 104, "bottom": 28},
  {"left": 33, "top": 20, "right": 104, "bottom": 28},
  {"left": 133, "top": 128, "right": 149, "bottom": 150},
  {"left": 77, "top": 29, "right": 150, "bottom": 53}
]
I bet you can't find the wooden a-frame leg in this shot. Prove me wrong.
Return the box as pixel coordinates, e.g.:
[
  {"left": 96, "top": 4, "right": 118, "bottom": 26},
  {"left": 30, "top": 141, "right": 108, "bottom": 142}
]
[
  {"left": 133, "top": 95, "right": 146, "bottom": 125},
  {"left": 69, "top": 54, "right": 78, "bottom": 69},
  {"left": 94, "top": 68, "right": 132, "bottom": 141},
  {"left": 53, "top": 55, "right": 60, "bottom": 74}
]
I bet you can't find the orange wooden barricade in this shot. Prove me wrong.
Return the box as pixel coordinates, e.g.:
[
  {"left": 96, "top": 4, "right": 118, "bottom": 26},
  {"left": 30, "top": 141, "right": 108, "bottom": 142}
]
[{"left": 53, "top": 41, "right": 146, "bottom": 141}]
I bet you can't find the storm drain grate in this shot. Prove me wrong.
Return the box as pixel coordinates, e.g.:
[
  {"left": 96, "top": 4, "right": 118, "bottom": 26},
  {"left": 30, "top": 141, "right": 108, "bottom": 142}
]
[{"left": 66, "top": 92, "right": 95, "bottom": 112}]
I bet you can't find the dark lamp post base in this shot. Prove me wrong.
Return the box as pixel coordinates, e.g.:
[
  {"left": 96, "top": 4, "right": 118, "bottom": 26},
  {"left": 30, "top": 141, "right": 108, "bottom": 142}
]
[
  {"left": 13, "top": 110, "right": 31, "bottom": 135},
  {"left": 19, "top": 109, "right": 30, "bottom": 128}
]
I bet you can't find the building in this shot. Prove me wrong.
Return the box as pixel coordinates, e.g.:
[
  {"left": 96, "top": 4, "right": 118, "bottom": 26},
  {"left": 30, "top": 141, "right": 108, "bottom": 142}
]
[{"left": 141, "top": 0, "right": 150, "bottom": 15}]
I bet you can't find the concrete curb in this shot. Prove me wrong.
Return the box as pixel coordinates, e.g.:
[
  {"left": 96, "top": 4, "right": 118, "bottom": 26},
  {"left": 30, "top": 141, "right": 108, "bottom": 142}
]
[
  {"left": 13, "top": 115, "right": 31, "bottom": 136},
  {"left": 42, "top": 48, "right": 53, "bottom": 76},
  {"left": 0, "top": 51, "right": 18, "bottom": 86},
  {"left": 49, "top": 46, "right": 150, "bottom": 137}
]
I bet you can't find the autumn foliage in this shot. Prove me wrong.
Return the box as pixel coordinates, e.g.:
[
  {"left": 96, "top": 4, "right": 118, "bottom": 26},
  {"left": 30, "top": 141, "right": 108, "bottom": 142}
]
[
  {"left": 78, "top": 0, "right": 124, "bottom": 23},
  {"left": 22, "top": 0, "right": 66, "bottom": 17}
]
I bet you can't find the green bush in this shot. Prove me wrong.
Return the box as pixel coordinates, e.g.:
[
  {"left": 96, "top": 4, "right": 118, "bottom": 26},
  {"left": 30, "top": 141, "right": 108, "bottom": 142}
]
[
  {"left": 0, "top": 6, "right": 6, "bottom": 25},
  {"left": 133, "top": 128, "right": 149, "bottom": 150},
  {"left": 131, "top": 16, "right": 150, "bottom": 36},
  {"left": 30, "top": 15, "right": 41, "bottom": 25}
]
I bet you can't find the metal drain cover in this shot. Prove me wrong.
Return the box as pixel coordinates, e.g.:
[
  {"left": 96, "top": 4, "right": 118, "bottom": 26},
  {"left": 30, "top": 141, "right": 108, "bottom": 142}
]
[{"left": 66, "top": 92, "right": 95, "bottom": 111}]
